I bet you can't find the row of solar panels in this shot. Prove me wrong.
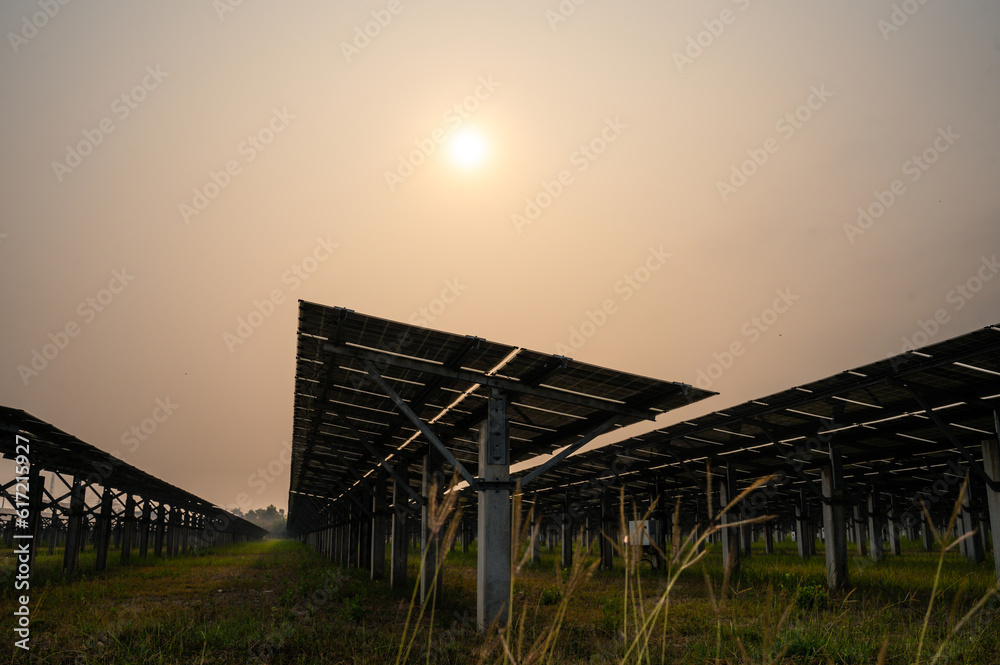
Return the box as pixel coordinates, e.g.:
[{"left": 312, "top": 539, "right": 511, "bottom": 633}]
[
  {"left": 287, "top": 299, "right": 1000, "bottom": 534},
  {"left": 0, "top": 406, "right": 267, "bottom": 538}
]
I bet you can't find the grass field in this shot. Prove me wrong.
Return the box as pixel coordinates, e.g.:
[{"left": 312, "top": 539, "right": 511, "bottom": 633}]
[{"left": 0, "top": 532, "right": 998, "bottom": 664}]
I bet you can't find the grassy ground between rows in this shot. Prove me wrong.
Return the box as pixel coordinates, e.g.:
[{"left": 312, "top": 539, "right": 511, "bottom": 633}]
[{"left": 0, "top": 534, "right": 998, "bottom": 664}]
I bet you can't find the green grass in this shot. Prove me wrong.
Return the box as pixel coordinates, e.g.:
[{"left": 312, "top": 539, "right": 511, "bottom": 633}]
[{"left": 0, "top": 516, "right": 997, "bottom": 663}]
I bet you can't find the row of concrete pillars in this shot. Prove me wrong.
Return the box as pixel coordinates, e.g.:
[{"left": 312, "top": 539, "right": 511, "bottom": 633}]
[
  {"left": 11, "top": 470, "right": 257, "bottom": 583},
  {"left": 300, "top": 436, "right": 1000, "bottom": 625}
]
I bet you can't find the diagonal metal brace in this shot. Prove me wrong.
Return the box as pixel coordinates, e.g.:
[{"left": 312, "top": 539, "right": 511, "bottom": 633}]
[
  {"left": 361, "top": 359, "right": 476, "bottom": 487},
  {"left": 519, "top": 414, "right": 622, "bottom": 488},
  {"left": 331, "top": 410, "right": 425, "bottom": 507}
]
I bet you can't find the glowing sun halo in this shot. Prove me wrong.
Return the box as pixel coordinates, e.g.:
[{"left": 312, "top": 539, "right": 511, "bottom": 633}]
[{"left": 449, "top": 129, "right": 487, "bottom": 168}]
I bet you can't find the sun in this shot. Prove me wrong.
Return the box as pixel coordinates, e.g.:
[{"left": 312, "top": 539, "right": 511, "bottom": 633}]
[{"left": 449, "top": 129, "right": 488, "bottom": 168}]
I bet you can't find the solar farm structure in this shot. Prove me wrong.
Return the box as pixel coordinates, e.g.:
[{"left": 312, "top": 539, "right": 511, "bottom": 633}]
[
  {"left": 287, "top": 300, "right": 1000, "bottom": 630},
  {"left": 0, "top": 407, "right": 267, "bottom": 582},
  {"left": 286, "top": 301, "right": 714, "bottom": 628},
  {"left": 524, "top": 324, "right": 1000, "bottom": 592}
]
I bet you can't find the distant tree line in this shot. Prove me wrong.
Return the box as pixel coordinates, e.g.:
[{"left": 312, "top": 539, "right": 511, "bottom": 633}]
[{"left": 231, "top": 504, "right": 286, "bottom": 538}]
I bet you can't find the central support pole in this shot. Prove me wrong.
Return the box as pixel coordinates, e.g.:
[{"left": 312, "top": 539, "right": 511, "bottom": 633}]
[
  {"left": 477, "top": 390, "right": 511, "bottom": 631},
  {"left": 795, "top": 489, "right": 810, "bottom": 559},
  {"left": 561, "top": 492, "right": 574, "bottom": 569},
  {"left": 95, "top": 486, "right": 114, "bottom": 572},
  {"left": 821, "top": 447, "right": 849, "bottom": 591},
  {"left": 139, "top": 499, "right": 151, "bottom": 558},
  {"left": 719, "top": 464, "right": 741, "bottom": 578},
  {"left": 371, "top": 471, "right": 387, "bottom": 580},
  {"left": 961, "top": 480, "right": 985, "bottom": 563},
  {"left": 62, "top": 475, "right": 85, "bottom": 575},
  {"left": 121, "top": 494, "right": 136, "bottom": 565},
  {"left": 421, "top": 439, "right": 445, "bottom": 605},
  {"left": 600, "top": 488, "right": 614, "bottom": 570},
  {"left": 349, "top": 503, "right": 360, "bottom": 568},
  {"left": 868, "top": 490, "right": 884, "bottom": 562},
  {"left": 982, "top": 437, "right": 1000, "bottom": 582},
  {"left": 154, "top": 504, "right": 165, "bottom": 557},
  {"left": 888, "top": 495, "right": 902, "bottom": 556},
  {"left": 854, "top": 504, "right": 868, "bottom": 557},
  {"left": 391, "top": 462, "right": 410, "bottom": 590}
]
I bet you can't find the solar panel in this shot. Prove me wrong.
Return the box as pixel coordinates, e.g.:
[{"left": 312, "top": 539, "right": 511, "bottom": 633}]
[
  {"left": 288, "top": 301, "right": 716, "bottom": 534},
  {"left": 524, "top": 324, "right": 1000, "bottom": 515},
  {"left": 0, "top": 406, "right": 266, "bottom": 539}
]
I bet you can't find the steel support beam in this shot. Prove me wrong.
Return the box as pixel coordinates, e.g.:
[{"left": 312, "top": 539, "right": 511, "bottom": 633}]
[
  {"left": 362, "top": 359, "right": 475, "bottom": 487},
  {"left": 519, "top": 415, "right": 623, "bottom": 488}
]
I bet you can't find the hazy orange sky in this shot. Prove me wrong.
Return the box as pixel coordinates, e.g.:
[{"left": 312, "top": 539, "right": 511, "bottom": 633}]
[{"left": 2, "top": 1, "right": 998, "bottom": 514}]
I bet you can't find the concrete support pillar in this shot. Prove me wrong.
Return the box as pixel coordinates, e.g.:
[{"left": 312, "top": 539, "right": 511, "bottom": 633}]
[
  {"left": 181, "top": 510, "right": 190, "bottom": 554},
  {"left": 561, "top": 493, "right": 573, "bottom": 569},
  {"left": 741, "top": 519, "right": 752, "bottom": 557},
  {"left": 821, "top": 450, "right": 849, "bottom": 591},
  {"left": 764, "top": 519, "right": 774, "bottom": 554},
  {"left": 477, "top": 390, "right": 511, "bottom": 630},
  {"left": 599, "top": 489, "right": 614, "bottom": 570},
  {"left": 80, "top": 518, "right": 89, "bottom": 553},
  {"left": 922, "top": 509, "right": 935, "bottom": 551},
  {"left": 530, "top": 516, "right": 542, "bottom": 564},
  {"left": 868, "top": 491, "right": 884, "bottom": 562},
  {"left": 153, "top": 503, "right": 167, "bottom": 557},
  {"left": 349, "top": 503, "right": 360, "bottom": 568},
  {"left": 341, "top": 520, "right": 351, "bottom": 566},
  {"left": 888, "top": 495, "right": 902, "bottom": 556},
  {"left": 62, "top": 475, "right": 85, "bottom": 575},
  {"left": 719, "top": 466, "right": 740, "bottom": 578},
  {"left": 421, "top": 442, "right": 445, "bottom": 605},
  {"left": 359, "top": 509, "right": 372, "bottom": 572},
  {"left": 391, "top": 463, "right": 410, "bottom": 590},
  {"left": 95, "top": 486, "right": 114, "bottom": 572},
  {"left": 121, "top": 494, "right": 136, "bottom": 565},
  {"left": 371, "top": 472, "right": 387, "bottom": 580},
  {"left": 139, "top": 499, "right": 151, "bottom": 558},
  {"left": 167, "top": 506, "right": 178, "bottom": 556},
  {"left": 24, "top": 464, "right": 43, "bottom": 580},
  {"left": 154, "top": 504, "right": 166, "bottom": 557},
  {"left": 981, "top": 437, "right": 1000, "bottom": 581},
  {"left": 695, "top": 498, "right": 706, "bottom": 553},
  {"left": 49, "top": 515, "right": 59, "bottom": 555},
  {"left": 651, "top": 483, "right": 665, "bottom": 569},
  {"left": 854, "top": 504, "right": 868, "bottom": 557},
  {"left": 961, "top": 480, "right": 985, "bottom": 564},
  {"left": 795, "top": 489, "right": 810, "bottom": 559}
]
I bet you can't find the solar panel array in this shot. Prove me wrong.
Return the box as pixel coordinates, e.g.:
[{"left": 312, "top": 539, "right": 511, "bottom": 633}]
[
  {"left": 0, "top": 406, "right": 267, "bottom": 539},
  {"left": 523, "top": 325, "right": 1000, "bottom": 519},
  {"left": 288, "top": 302, "right": 716, "bottom": 534}
]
